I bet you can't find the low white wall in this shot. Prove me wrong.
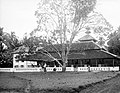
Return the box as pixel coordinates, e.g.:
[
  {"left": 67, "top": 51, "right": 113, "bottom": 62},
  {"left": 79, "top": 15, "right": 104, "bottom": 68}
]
[
  {"left": 56, "top": 67, "right": 62, "bottom": 71},
  {"left": 0, "top": 68, "right": 43, "bottom": 72},
  {"left": 109, "top": 67, "right": 119, "bottom": 71},
  {"left": 0, "top": 67, "right": 75, "bottom": 72},
  {"left": 46, "top": 67, "right": 74, "bottom": 72},
  {"left": 0, "top": 68, "right": 13, "bottom": 72},
  {"left": 78, "top": 67, "right": 88, "bottom": 72},
  {"left": 46, "top": 67, "right": 62, "bottom": 72},
  {"left": 66, "top": 67, "right": 74, "bottom": 71},
  {"left": 0, "top": 67, "right": 119, "bottom": 72},
  {"left": 90, "top": 67, "right": 110, "bottom": 72},
  {"left": 14, "top": 67, "right": 43, "bottom": 72},
  {"left": 46, "top": 67, "right": 54, "bottom": 72}
]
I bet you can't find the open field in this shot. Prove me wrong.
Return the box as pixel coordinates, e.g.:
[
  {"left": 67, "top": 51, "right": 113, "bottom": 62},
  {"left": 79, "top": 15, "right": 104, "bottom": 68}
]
[
  {"left": 0, "top": 71, "right": 119, "bottom": 93},
  {"left": 80, "top": 73, "right": 120, "bottom": 93}
]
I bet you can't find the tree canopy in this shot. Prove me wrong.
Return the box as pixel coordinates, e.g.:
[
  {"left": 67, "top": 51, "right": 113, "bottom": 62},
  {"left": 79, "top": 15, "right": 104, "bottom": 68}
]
[
  {"left": 0, "top": 27, "right": 21, "bottom": 67},
  {"left": 107, "top": 26, "right": 120, "bottom": 56},
  {"left": 34, "top": 0, "right": 97, "bottom": 71}
]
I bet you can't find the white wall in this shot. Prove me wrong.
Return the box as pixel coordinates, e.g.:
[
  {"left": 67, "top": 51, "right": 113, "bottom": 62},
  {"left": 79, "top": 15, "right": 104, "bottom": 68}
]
[
  {"left": 0, "top": 67, "right": 119, "bottom": 72},
  {"left": 13, "top": 54, "right": 37, "bottom": 68}
]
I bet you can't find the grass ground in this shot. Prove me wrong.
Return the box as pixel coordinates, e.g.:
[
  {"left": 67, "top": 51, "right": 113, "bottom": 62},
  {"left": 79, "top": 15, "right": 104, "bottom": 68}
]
[
  {"left": 80, "top": 73, "right": 120, "bottom": 93},
  {"left": 0, "top": 71, "right": 118, "bottom": 93}
]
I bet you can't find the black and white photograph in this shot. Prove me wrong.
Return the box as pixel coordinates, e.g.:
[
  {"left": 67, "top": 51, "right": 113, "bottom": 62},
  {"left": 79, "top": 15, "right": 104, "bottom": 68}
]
[{"left": 0, "top": 0, "right": 120, "bottom": 93}]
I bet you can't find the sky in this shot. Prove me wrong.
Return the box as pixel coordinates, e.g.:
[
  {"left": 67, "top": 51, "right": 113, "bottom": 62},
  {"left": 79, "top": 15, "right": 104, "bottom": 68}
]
[{"left": 0, "top": 0, "right": 120, "bottom": 39}]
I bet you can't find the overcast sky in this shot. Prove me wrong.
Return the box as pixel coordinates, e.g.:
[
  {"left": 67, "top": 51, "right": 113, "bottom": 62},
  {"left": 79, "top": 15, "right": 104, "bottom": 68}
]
[{"left": 0, "top": 0, "right": 120, "bottom": 39}]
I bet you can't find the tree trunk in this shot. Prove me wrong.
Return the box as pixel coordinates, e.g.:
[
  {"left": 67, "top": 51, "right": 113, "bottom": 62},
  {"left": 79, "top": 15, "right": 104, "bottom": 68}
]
[
  {"left": 62, "top": 62, "right": 66, "bottom": 72},
  {"left": 62, "top": 55, "right": 67, "bottom": 72},
  {"left": 62, "top": 43, "right": 67, "bottom": 72}
]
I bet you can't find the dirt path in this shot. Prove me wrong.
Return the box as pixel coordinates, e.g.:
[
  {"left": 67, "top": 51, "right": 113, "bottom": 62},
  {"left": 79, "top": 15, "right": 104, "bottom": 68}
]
[{"left": 79, "top": 74, "right": 120, "bottom": 93}]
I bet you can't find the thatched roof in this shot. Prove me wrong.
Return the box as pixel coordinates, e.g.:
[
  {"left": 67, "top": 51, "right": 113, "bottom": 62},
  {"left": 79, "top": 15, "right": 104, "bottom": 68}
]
[
  {"left": 68, "top": 50, "right": 120, "bottom": 60},
  {"left": 78, "top": 34, "right": 97, "bottom": 42},
  {"left": 49, "top": 50, "right": 119, "bottom": 60},
  {"left": 21, "top": 49, "right": 119, "bottom": 61},
  {"left": 43, "top": 41, "right": 101, "bottom": 52},
  {"left": 13, "top": 46, "right": 44, "bottom": 54},
  {"left": 19, "top": 53, "right": 54, "bottom": 62}
]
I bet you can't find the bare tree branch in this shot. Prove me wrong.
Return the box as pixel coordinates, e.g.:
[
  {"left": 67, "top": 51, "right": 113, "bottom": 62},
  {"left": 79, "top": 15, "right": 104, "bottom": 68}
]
[{"left": 39, "top": 48, "right": 62, "bottom": 66}]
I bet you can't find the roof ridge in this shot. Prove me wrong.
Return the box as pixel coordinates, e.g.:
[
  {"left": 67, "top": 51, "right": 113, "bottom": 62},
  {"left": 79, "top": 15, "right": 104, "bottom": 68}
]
[{"left": 78, "top": 34, "right": 97, "bottom": 42}]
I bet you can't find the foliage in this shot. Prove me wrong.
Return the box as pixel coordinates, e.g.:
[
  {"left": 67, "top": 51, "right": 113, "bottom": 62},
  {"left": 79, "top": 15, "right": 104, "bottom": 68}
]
[
  {"left": 97, "top": 37, "right": 105, "bottom": 47},
  {"left": 21, "top": 33, "right": 51, "bottom": 53},
  {"left": 107, "top": 26, "right": 120, "bottom": 56},
  {"left": 0, "top": 27, "right": 12, "bottom": 67},
  {"left": 0, "top": 27, "right": 21, "bottom": 67},
  {"left": 82, "top": 12, "right": 113, "bottom": 47},
  {"left": 85, "top": 12, "right": 113, "bottom": 40},
  {"left": 34, "top": 0, "right": 96, "bottom": 70},
  {"left": 3, "top": 32, "right": 21, "bottom": 50},
  {"left": 72, "top": 0, "right": 96, "bottom": 24}
]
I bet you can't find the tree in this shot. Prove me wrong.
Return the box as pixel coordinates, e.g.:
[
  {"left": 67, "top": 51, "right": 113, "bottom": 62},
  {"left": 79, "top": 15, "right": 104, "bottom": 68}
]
[
  {"left": 3, "top": 32, "right": 21, "bottom": 50},
  {"left": 0, "top": 28, "right": 4, "bottom": 66},
  {"left": 83, "top": 11, "right": 113, "bottom": 47},
  {"left": 0, "top": 27, "right": 3, "bottom": 52},
  {"left": 107, "top": 26, "right": 120, "bottom": 56},
  {"left": 0, "top": 27, "right": 21, "bottom": 67},
  {"left": 0, "top": 27, "right": 12, "bottom": 67},
  {"left": 35, "top": 0, "right": 96, "bottom": 71},
  {"left": 22, "top": 33, "right": 50, "bottom": 53}
]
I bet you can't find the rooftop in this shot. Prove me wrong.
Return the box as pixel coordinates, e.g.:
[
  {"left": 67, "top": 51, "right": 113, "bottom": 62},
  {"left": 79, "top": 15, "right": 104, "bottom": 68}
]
[
  {"left": 78, "top": 34, "right": 97, "bottom": 42},
  {"left": 43, "top": 41, "right": 101, "bottom": 52},
  {"left": 20, "top": 49, "right": 119, "bottom": 61}
]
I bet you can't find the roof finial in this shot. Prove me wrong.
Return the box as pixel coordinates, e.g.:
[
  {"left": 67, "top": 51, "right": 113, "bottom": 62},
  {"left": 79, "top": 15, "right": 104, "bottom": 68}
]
[{"left": 85, "top": 27, "right": 91, "bottom": 35}]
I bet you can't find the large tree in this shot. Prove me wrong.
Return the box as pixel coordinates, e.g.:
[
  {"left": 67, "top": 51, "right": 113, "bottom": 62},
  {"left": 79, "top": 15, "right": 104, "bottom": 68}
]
[
  {"left": 35, "top": 0, "right": 96, "bottom": 71},
  {"left": 107, "top": 26, "right": 120, "bottom": 56},
  {"left": 0, "top": 27, "right": 21, "bottom": 67}
]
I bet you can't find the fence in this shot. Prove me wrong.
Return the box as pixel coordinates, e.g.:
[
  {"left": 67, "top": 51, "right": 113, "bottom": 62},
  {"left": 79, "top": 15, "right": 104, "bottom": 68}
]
[
  {"left": 14, "top": 68, "right": 43, "bottom": 72},
  {"left": 90, "top": 67, "right": 109, "bottom": 72},
  {"left": 0, "top": 67, "right": 119, "bottom": 72},
  {"left": 90, "top": 67, "right": 119, "bottom": 72},
  {"left": 0, "top": 68, "right": 13, "bottom": 72},
  {"left": 78, "top": 67, "right": 88, "bottom": 72},
  {"left": 109, "top": 67, "right": 119, "bottom": 71},
  {"left": 46, "top": 67, "right": 63, "bottom": 72}
]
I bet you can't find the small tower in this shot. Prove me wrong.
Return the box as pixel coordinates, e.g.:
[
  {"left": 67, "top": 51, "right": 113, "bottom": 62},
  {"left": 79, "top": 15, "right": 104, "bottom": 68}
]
[{"left": 79, "top": 28, "right": 97, "bottom": 42}]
